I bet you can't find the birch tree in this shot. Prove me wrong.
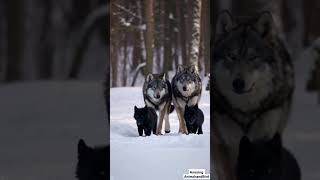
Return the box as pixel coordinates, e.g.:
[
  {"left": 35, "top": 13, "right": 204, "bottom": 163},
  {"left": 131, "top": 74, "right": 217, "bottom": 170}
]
[
  {"left": 144, "top": 0, "right": 155, "bottom": 74},
  {"left": 188, "top": 0, "right": 202, "bottom": 67}
]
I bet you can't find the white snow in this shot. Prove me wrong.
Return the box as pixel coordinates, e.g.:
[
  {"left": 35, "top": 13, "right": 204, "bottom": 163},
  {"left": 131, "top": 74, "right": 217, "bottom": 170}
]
[{"left": 110, "top": 87, "right": 210, "bottom": 180}]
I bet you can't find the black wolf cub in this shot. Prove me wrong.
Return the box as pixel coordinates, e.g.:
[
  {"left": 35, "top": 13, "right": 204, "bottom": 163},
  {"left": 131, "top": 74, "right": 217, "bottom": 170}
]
[
  {"left": 184, "top": 104, "right": 204, "bottom": 134},
  {"left": 134, "top": 105, "right": 157, "bottom": 136},
  {"left": 237, "top": 134, "right": 301, "bottom": 180},
  {"left": 76, "top": 139, "right": 108, "bottom": 180}
]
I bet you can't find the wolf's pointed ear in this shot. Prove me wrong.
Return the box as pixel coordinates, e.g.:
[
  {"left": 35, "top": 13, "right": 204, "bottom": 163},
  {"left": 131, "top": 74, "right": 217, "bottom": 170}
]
[
  {"left": 254, "top": 12, "right": 277, "bottom": 41},
  {"left": 146, "top": 74, "right": 153, "bottom": 82},
  {"left": 269, "top": 133, "right": 282, "bottom": 155},
  {"left": 134, "top": 106, "right": 138, "bottom": 111},
  {"left": 239, "top": 136, "right": 251, "bottom": 155},
  {"left": 177, "top": 65, "right": 184, "bottom": 73},
  {"left": 215, "top": 10, "right": 234, "bottom": 38},
  {"left": 189, "top": 64, "right": 199, "bottom": 74},
  {"left": 78, "top": 139, "right": 89, "bottom": 155},
  {"left": 194, "top": 104, "right": 199, "bottom": 109},
  {"left": 161, "top": 73, "right": 166, "bottom": 81}
]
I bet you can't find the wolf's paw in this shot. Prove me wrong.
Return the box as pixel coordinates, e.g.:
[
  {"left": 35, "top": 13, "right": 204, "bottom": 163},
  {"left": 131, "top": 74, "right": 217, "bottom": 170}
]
[{"left": 165, "top": 130, "right": 171, "bottom": 134}]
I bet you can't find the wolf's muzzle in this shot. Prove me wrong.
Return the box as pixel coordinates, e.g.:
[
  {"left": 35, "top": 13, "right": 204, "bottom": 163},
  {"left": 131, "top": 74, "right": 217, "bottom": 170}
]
[{"left": 232, "top": 78, "right": 245, "bottom": 94}]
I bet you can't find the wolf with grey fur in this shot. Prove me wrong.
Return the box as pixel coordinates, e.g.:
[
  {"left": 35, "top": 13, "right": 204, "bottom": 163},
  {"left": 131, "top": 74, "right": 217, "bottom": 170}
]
[
  {"left": 172, "top": 64, "right": 202, "bottom": 134},
  {"left": 143, "top": 73, "right": 172, "bottom": 135},
  {"left": 212, "top": 11, "right": 294, "bottom": 180}
]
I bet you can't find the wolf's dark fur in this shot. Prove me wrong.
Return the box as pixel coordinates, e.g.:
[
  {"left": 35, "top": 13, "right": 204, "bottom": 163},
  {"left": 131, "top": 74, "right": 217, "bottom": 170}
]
[
  {"left": 134, "top": 105, "right": 158, "bottom": 136},
  {"left": 237, "top": 134, "right": 301, "bottom": 180},
  {"left": 184, "top": 104, "right": 204, "bottom": 134},
  {"left": 76, "top": 139, "right": 108, "bottom": 180}
]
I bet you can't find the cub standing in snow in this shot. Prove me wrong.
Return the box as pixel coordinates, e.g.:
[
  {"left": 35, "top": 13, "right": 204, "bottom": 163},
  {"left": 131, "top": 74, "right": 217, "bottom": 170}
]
[
  {"left": 184, "top": 104, "right": 204, "bottom": 134},
  {"left": 237, "top": 134, "right": 301, "bottom": 180},
  {"left": 172, "top": 64, "right": 202, "bottom": 134},
  {"left": 143, "top": 73, "right": 173, "bottom": 135},
  {"left": 76, "top": 139, "right": 108, "bottom": 180},
  {"left": 212, "top": 11, "right": 294, "bottom": 180},
  {"left": 134, "top": 105, "right": 157, "bottom": 136}
]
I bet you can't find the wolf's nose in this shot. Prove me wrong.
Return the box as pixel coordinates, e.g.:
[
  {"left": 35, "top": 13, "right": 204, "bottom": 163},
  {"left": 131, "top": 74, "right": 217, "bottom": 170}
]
[
  {"left": 156, "top": 95, "right": 160, "bottom": 99},
  {"left": 183, "top": 86, "right": 187, "bottom": 91},
  {"left": 232, "top": 78, "right": 245, "bottom": 93}
]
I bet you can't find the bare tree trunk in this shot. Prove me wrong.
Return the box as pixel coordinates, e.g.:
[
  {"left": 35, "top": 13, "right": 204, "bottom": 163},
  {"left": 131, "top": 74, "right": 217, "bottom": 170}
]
[
  {"left": 303, "top": 0, "right": 320, "bottom": 46},
  {"left": 163, "top": 1, "right": 173, "bottom": 74},
  {"left": 6, "top": 0, "right": 24, "bottom": 82},
  {"left": 176, "top": 0, "right": 187, "bottom": 65},
  {"left": 188, "top": 0, "right": 202, "bottom": 67},
  {"left": 202, "top": 0, "right": 210, "bottom": 74},
  {"left": 122, "top": 34, "right": 128, "bottom": 86},
  {"left": 111, "top": 1, "right": 119, "bottom": 87},
  {"left": 144, "top": 0, "right": 155, "bottom": 74},
  {"left": 38, "top": 0, "right": 53, "bottom": 79},
  {"left": 0, "top": 0, "right": 6, "bottom": 81}
]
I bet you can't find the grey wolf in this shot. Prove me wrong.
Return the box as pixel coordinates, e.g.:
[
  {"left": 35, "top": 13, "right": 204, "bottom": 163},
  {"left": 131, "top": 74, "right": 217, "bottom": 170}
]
[
  {"left": 134, "top": 105, "right": 158, "bottom": 136},
  {"left": 212, "top": 11, "right": 294, "bottom": 180},
  {"left": 143, "top": 73, "right": 172, "bottom": 135},
  {"left": 237, "top": 134, "right": 301, "bottom": 180},
  {"left": 172, "top": 64, "right": 202, "bottom": 134},
  {"left": 76, "top": 139, "right": 108, "bottom": 180},
  {"left": 184, "top": 104, "right": 204, "bottom": 134}
]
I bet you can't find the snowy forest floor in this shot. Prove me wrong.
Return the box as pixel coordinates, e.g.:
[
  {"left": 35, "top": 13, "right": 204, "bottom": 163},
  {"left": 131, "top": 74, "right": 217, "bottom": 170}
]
[
  {"left": 110, "top": 87, "right": 210, "bottom": 180},
  {"left": 0, "top": 81, "right": 107, "bottom": 180}
]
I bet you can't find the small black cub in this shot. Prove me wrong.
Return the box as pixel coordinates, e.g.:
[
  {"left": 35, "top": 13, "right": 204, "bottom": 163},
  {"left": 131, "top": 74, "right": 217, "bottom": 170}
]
[
  {"left": 184, "top": 104, "right": 204, "bottom": 134},
  {"left": 237, "top": 134, "right": 301, "bottom": 180},
  {"left": 134, "top": 105, "right": 157, "bottom": 136},
  {"left": 76, "top": 139, "right": 108, "bottom": 180}
]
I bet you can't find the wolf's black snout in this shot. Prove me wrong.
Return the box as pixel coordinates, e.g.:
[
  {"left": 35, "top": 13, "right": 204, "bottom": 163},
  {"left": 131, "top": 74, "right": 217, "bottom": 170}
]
[
  {"left": 233, "top": 78, "right": 245, "bottom": 93},
  {"left": 155, "top": 94, "right": 160, "bottom": 99},
  {"left": 183, "top": 86, "right": 187, "bottom": 91}
]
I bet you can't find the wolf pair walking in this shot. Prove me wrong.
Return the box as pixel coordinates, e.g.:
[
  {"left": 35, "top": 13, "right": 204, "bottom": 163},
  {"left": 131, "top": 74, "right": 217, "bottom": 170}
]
[
  {"left": 212, "top": 11, "right": 300, "bottom": 180},
  {"left": 141, "top": 64, "right": 203, "bottom": 135}
]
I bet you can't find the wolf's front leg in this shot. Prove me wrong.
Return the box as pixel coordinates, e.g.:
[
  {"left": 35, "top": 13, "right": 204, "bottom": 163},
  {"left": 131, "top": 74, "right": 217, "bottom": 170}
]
[
  {"left": 197, "top": 126, "right": 203, "bottom": 134},
  {"left": 153, "top": 123, "right": 157, "bottom": 134},
  {"left": 138, "top": 126, "right": 143, "bottom": 136},
  {"left": 157, "top": 111, "right": 165, "bottom": 135},
  {"left": 164, "top": 105, "right": 170, "bottom": 133},
  {"left": 175, "top": 107, "right": 186, "bottom": 134}
]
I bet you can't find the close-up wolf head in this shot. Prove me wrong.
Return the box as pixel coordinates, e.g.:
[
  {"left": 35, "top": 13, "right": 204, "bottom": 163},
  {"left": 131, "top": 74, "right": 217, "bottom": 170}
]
[
  {"left": 212, "top": 11, "right": 294, "bottom": 111},
  {"left": 237, "top": 134, "right": 301, "bottom": 180},
  {"left": 174, "top": 65, "right": 202, "bottom": 97},
  {"left": 237, "top": 134, "right": 283, "bottom": 180},
  {"left": 76, "top": 139, "right": 108, "bottom": 180},
  {"left": 144, "top": 73, "right": 169, "bottom": 103}
]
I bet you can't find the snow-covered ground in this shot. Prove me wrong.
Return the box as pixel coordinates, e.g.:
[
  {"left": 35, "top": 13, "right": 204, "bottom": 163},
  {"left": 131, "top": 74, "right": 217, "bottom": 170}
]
[
  {"left": 110, "top": 87, "right": 210, "bottom": 180},
  {"left": 0, "top": 81, "right": 107, "bottom": 180}
]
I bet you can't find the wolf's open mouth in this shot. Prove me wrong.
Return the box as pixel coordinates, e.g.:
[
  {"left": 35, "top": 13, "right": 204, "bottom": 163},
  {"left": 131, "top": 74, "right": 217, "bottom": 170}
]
[{"left": 233, "top": 83, "right": 255, "bottom": 94}]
